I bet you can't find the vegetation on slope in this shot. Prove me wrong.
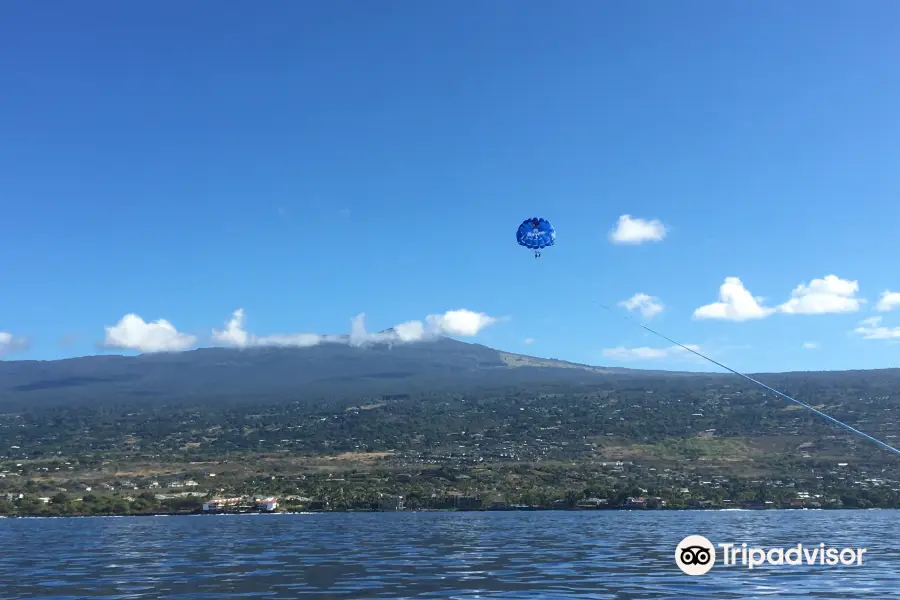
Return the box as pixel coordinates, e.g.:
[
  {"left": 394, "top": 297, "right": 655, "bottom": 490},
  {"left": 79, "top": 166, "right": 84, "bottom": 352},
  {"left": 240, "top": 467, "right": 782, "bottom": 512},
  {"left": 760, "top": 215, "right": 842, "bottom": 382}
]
[{"left": 3, "top": 363, "right": 900, "bottom": 515}]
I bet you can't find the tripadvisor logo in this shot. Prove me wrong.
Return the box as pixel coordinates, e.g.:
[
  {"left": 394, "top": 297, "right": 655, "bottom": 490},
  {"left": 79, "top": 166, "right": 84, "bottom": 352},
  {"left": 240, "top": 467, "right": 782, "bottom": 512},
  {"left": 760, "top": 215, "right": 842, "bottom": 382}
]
[
  {"left": 676, "top": 535, "right": 716, "bottom": 575},
  {"left": 675, "top": 535, "right": 867, "bottom": 574}
]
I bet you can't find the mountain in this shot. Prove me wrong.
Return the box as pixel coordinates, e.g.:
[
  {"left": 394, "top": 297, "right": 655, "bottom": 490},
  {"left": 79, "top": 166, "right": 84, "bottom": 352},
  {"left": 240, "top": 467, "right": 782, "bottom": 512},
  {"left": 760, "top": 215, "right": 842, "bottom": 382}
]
[
  {"left": 0, "top": 336, "right": 897, "bottom": 408},
  {"left": 0, "top": 337, "right": 693, "bottom": 407}
]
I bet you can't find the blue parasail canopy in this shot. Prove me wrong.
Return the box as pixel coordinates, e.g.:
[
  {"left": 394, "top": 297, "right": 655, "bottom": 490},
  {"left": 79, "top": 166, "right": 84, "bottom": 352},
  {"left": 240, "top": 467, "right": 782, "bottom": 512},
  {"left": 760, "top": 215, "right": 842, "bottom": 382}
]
[{"left": 516, "top": 217, "right": 555, "bottom": 257}]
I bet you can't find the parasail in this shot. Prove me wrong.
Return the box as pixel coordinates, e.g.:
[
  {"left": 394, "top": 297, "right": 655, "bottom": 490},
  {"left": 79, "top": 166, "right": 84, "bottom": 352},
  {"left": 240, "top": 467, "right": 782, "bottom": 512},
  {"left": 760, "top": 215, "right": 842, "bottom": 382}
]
[{"left": 516, "top": 217, "right": 555, "bottom": 258}]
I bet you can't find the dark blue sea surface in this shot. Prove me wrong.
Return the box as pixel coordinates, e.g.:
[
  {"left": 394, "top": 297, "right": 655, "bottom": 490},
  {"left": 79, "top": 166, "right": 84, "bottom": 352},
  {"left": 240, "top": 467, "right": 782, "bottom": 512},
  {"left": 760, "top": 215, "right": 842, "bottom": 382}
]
[{"left": 0, "top": 510, "right": 897, "bottom": 599}]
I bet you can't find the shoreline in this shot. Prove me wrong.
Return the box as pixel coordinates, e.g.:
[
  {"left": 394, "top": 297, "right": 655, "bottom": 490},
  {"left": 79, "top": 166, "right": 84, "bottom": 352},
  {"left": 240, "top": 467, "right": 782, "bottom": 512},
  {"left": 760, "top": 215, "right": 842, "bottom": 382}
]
[{"left": 1, "top": 505, "right": 886, "bottom": 519}]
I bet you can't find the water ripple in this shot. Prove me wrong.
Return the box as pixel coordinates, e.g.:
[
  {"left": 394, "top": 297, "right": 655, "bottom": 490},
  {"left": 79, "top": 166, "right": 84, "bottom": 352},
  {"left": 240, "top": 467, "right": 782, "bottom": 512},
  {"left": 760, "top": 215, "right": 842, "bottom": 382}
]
[{"left": 0, "top": 511, "right": 896, "bottom": 599}]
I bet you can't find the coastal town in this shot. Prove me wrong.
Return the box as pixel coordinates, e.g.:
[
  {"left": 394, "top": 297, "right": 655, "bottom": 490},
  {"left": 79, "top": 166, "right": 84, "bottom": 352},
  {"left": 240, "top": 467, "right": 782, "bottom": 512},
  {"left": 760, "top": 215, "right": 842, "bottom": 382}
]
[
  {"left": 3, "top": 450, "right": 895, "bottom": 516},
  {"left": 3, "top": 378, "right": 900, "bottom": 516}
]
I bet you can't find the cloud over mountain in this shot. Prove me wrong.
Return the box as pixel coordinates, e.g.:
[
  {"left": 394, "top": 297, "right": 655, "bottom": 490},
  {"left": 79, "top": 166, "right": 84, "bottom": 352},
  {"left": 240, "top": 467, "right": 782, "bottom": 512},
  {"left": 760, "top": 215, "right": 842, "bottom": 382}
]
[
  {"left": 693, "top": 274, "right": 866, "bottom": 322},
  {"left": 0, "top": 331, "right": 28, "bottom": 357},
  {"left": 212, "top": 308, "right": 501, "bottom": 349},
  {"left": 103, "top": 315, "right": 197, "bottom": 352}
]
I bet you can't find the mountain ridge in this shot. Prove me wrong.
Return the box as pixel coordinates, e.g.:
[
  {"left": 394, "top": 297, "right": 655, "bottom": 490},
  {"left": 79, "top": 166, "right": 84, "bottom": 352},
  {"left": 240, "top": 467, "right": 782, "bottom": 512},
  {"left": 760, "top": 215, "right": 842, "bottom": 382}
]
[{"left": 1, "top": 336, "right": 898, "bottom": 408}]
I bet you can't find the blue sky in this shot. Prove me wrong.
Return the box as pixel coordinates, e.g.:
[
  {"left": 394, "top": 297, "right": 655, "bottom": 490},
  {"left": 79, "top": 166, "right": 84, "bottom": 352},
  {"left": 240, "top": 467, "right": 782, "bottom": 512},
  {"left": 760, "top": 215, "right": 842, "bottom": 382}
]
[{"left": 2, "top": 1, "right": 900, "bottom": 372}]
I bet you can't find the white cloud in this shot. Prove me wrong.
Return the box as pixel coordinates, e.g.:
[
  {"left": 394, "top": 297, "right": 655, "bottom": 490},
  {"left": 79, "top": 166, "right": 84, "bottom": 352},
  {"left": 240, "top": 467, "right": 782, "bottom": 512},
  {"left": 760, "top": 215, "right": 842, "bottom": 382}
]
[
  {"left": 875, "top": 290, "right": 900, "bottom": 312},
  {"left": 602, "top": 344, "right": 701, "bottom": 361},
  {"left": 608, "top": 214, "right": 667, "bottom": 244},
  {"left": 394, "top": 320, "right": 426, "bottom": 343},
  {"left": 212, "top": 309, "right": 253, "bottom": 347},
  {"left": 348, "top": 313, "right": 400, "bottom": 347},
  {"left": 353, "top": 309, "right": 499, "bottom": 345},
  {"left": 802, "top": 342, "right": 818, "bottom": 349},
  {"left": 778, "top": 275, "right": 863, "bottom": 315},
  {"left": 426, "top": 309, "right": 498, "bottom": 337},
  {"left": 693, "top": 277, "right": 776, "bottom": 321},
  {"left": 211, "top": 308, "right": 501, "bottom": 349},
  {"left": 212, "top": 309, "right": 325, "bottom": 348},
  {"left": 104, "top": 314, "right": 197, "bottom": 353},
  {"left": 523, "top": 337, "right": 535, "bottom": 345},
  {"left": 619, "top": 293, "right": 664, "bottom": 319},
  {"left": 0, "top": 331, "right": 28, "bottom": 357},
  {"left": 852, "top": 316, "right": 900, "bottom": 340},
  {"left": 255, "top": 333, "right": 323, "bottom": 347}
]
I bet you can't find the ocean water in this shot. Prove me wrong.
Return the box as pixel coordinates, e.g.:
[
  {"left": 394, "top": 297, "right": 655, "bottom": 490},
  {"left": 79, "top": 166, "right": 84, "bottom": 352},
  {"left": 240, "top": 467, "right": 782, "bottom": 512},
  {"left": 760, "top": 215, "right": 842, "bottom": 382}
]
[{"left": 0, "top": 510, "right": 897, "bottom": 599}]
